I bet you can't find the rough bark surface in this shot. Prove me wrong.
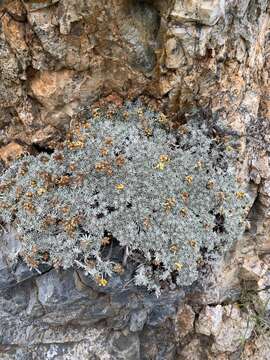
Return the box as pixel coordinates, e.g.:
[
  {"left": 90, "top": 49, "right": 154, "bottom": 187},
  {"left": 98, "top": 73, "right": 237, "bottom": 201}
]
[{"left": 0, "top": 0, "right": 269, "bottom": 359}]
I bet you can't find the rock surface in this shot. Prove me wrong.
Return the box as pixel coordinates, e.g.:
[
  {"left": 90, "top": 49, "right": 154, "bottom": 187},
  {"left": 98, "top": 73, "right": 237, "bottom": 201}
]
[{"left": 0, "top": 0, "right": 270, "bottom": 358}]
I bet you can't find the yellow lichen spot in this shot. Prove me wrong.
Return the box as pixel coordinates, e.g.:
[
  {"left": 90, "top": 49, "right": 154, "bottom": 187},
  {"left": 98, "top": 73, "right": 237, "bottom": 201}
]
[
  {"left": 181, "top": 192, "right": 189, "bottom": 204},
  {"left": 174, "top": 262, "right": 183, "bottom": 271},
  {"left": 159, "top": 155, "right": 170, "bottom": 163},
  {"left": 158, "top": 113, "right": 167, "bottom": 124},
  {"left": 96, "top": 276, "right": 108, "bottom": 287},
  {"left": 185, "top": 175, "right": 193, "bottom": 185},
  {"left": 115, "top": 183, "right": 125, "bottom": 190},
  {"left": 155, "top": 162, "right": 165, "bottom": 171},
  {"left": 37, "top": 188, "right": 46, "bottom": 196},
  {"left": 226, "top": 145, "right": 233, "bottom": 152},
  {"left": 236, "top": 191, "right": 245, "bottom": 199},
  {"left": 170, "top": 244, "right": 179, "bottom": 254}
]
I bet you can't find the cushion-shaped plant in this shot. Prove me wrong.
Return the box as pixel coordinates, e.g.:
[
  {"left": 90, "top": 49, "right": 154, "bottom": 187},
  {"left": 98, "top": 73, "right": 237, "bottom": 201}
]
[{"left": 0, "top": 103, "right": 251, "bottom": 293}]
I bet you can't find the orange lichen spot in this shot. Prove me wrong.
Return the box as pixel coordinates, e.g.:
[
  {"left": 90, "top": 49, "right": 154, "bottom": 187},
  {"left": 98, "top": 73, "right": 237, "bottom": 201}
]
[
  {"left": 95, "top": 161, "right": 113, "bottom": 176},
  {"left": 159, "top": 155, "right": 170, "bottom": 163},
  {"left": 206, "top": 180, "right": 215, "bottom": 189},
  {"left": 63, "top": 217, "right": 80, "bottom": 235},
  {"left": 37, "top": 188, "right": 46, "bottom": 196},
  {"left": 164, "top": 197, "right": 176, "bottom": 213},
  {"left": 82, "top": 122, "right": 91, "bottom": 129},
  {"left": 101, "top": 236, "right": 111, "bottom": 246},
  {"left": 23, "top": 202, "right": 36, "bottom": 214},
  {"left": 56, "top": 175, "right": 70, "bottom": 187},
  {"left": 68, "top": 163, "right": 77, "bottom": 172},
  {"left": 144, "top": 127, "right": 153, "bottom": 137},
  {"left": 53, "top": 153, "right": 64, "bottom": 162},
  {"left": 113, "top": 263, "right": 124, "bottom": 274},
  {"left": 61, "top": 206, "right": 70, "bottom": 214},
  {"left": 185, "top": 175, "right": 193, "bottom": 185},
  {"left": 16, "top": 186, "right": 23, "bottom": 200},
  {"left": 115, "top": 155, "right": 125, "bottom": 167},
  {"left": 66, "top": 140, "right": 85, "bottom": 150},
  {"left": 100, "top": 147, "right": 109, "bottom": 157},
  {"left": 181, "top": 191, "right": 189, "bottom": 204},
  {"left": 104, "top": 137, "right": 113, "bottom": 146},
  {"left": 25, "top": 255, "right": 39, "bottom": 269}
]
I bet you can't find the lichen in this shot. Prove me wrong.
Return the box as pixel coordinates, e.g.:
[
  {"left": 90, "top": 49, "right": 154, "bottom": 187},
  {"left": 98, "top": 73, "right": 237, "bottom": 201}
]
[{"left": 0, "top": 102, "right": 251, "bottom": 293}]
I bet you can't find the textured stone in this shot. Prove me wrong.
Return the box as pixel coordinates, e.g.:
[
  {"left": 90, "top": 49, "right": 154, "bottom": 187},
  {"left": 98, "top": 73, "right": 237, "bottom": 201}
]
[
  {"left": 0, "top": 142, "right": 26, "bottom": 165},
  {"left": 171, "top": 0, "right": 225, "bottom": 26},
  {"left": 0, "top": 0, "right": 269, "bottom": 357},
  {"left": 175, "top": 304, "right": 195, "bottom": 339},
  {"left": 197, "top": 305, "right": 255, "bottom": 353},
  {"left": 196, "top": 305, "right": 223, "bottom": 337}
]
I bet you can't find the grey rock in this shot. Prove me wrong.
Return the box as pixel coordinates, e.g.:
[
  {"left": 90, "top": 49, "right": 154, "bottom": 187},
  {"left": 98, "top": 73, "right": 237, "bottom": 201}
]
[{"left": 129, "top": 309, "right": 148, "bottom": 332}]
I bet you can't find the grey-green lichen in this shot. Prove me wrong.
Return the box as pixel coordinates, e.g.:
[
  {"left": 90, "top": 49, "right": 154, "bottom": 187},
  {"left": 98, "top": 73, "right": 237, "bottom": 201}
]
[{"left": 0, "top": 103, "right": 251, "bottom": 293}]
